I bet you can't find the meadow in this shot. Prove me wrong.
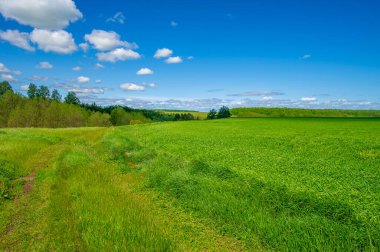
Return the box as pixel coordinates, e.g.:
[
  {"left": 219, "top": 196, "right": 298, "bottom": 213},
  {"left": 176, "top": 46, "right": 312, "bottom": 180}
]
[{"left": 1, "top": 118, "right": 379, "bottom": 251}]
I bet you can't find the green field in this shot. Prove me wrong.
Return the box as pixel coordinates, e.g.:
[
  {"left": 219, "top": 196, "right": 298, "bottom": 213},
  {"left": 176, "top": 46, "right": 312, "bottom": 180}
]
[{"left": 1, "top": 118, "right": 379, "bottom": 251}]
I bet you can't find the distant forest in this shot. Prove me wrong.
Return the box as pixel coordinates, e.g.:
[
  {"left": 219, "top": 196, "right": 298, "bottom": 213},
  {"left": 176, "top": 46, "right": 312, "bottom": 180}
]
[{"left": 0, "top": 81, "right": 199, "bottom": 128}]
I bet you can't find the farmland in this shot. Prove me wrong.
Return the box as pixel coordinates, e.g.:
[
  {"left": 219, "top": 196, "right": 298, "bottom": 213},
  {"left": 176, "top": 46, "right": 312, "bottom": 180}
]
[{"left": 1, "top": 118, "right": 380, "bottom": 251}]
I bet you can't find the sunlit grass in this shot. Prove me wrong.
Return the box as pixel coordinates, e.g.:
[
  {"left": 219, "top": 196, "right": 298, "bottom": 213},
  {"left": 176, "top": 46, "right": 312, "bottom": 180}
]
[{"left": 1, "top": 118, "right": 379, "bottom": 251}]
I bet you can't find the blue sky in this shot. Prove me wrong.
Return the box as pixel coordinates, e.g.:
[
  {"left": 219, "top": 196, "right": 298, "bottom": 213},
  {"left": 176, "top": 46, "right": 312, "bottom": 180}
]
[{"left": 0, "top": 0, "right": 379, "bottom": 110}]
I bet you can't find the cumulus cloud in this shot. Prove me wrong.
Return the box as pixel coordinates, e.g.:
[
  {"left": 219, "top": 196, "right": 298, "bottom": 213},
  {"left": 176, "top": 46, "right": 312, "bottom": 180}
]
[
  {"left": 1, "top": 73, "right": 17, "bottom": 82},
  {"left": 154, "top": 48, "right": 173, "bottom": 58},
  {"left": 106, "top": 12, "right": 126, "bottom": 24},
  {"left": 95, "top": 79, "right": 102, "bottom": 83},
  {"left": 72, "top": 66, "right": 81, "bottom": 71},
  {"left": 165, "top": 56, "right": 183, "bottom": 64},
  {"left": 0, "top": 0, "right": 82, "bottom": 29},
  {"left": 147, "top": 83, "right": 156, "bottom": 88},
  {"left": 30, "top": 29, "right": 77, "bottom": 54},
  {"left": 0, "top": 29, "right": 34, "bottom": 51},
  {"left": 97, "top": 48, "right": 141, "bottom": 62},
  {"left": 120, "top": 83, "right": 145, "bottom": 91},
  {"left": 79, "top": 42, "right": 89, "bottom": 52},
  {"left": 187, "top": 56, "right": 194, "bottom": 60},
  {"left": 228, "top": 91, "right": 285, "bottom": 97},
  {"left": 170, "top": 21, "right": 178, "bottom": 27},
  {"left": 136, "top": 68, "right": 153, "bottom": 75},
  {"left": 301, "top": 97, "right": 317, "bottom": 102},
  {"left": 77, "top": 76, "right": 90, "bottom": 83},
  {"left": 84, "top": 30, "right": 137, "bottom": 51},
  {"left": 36, "top": 61, "right": 53, "bottom": 69}
]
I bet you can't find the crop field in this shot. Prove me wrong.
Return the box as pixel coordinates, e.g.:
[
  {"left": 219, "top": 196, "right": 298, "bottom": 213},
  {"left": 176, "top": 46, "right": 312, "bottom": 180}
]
[{"left": 1, "top": 118, "right": 380, "bottom": 251}]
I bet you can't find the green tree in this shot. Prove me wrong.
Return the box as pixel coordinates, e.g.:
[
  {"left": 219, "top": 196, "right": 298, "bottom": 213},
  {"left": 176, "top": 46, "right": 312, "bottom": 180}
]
[
  {"left": 51, "top": 89, "right": 62, "bottom": 101},
  {"left": 27, "top": 84, "right": 37, "bottom": 99},
  {"left": 217, "top": 106, "right": 231, "bottom": 119},
  {"left": 0, "top": 81, "right": 12, "bottom": 96},
  {"left": 36, "top": 85, "right": 50, "bottom": 99},
  {"left": 64, "top": 91, "right": 80, "bottom": 105},
  {"left": 207, "top": 109, "right": 217, "bottom": 119}
]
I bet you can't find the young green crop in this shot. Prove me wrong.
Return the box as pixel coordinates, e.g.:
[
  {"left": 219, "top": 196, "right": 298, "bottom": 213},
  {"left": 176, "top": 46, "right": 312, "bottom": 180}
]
[{"left": 1, "top": 118, "right": 379, "bottom": 251}]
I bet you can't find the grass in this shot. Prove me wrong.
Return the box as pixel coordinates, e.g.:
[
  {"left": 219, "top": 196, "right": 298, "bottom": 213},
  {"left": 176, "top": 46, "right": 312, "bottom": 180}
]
[
  {"left": 1, "top": 118, "right": 380, "bottom": 251},
  {"left": 231, "top": 107, "right": 380, "bottom": 118}
]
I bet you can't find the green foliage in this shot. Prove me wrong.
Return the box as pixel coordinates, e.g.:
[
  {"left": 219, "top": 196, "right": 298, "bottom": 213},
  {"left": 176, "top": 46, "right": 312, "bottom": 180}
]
[
  {"left": 207, "top": 109, "right": 217, "bottom": 119},
  {"left": 64, "top": 91, "right": 80, "bottom": 105},
  {"left": 27, "top": 83, "right": 37, "bottom": 99},
  {"left": 217, "top": 106, "right": 231, "bottom": 118},
  {"left": 36, "top": 85, "right": 50, "bottom": 99},
  {"left": 0, "top": 92, "right": 111, "bottom": 128},
  {"left": 51, "top": 89, "right": 61, "bottom": 102},
  {"left": 207, "top": 106, "right": 231, "bottom": 119},
  {"left": 231, "top": 107, "right": 380, "bottom": 118},
  {"left": 0, "top": 81, "right": 12, "bottom": 96},
  {"left": 110, "top": 107, "right": 151, "bottom": 126}
]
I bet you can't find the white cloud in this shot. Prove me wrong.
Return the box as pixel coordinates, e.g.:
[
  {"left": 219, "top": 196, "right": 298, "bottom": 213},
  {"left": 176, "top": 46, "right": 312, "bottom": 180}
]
[
  {"left": 77, "top": 76, "right": 90, "bottom": 83},
  {"left": 260, "top": 96, "right": 273, "bottom": 101},
  {"left": 36, "top": 61, "right": 53, "bottom": 69},
  {"left": 301, "top": 97, "right": 317, "bottom": 102},
  {"left": 95, "top": 79, "right": 102, "bottom": 83},
  {"left": 106, "top": 12, "right": 126, "bottom": 24},
  {"left": 29, "top": 75, "right": 48, "bottom": 81},
  {"left": 120, "top": 83, "right": 145, "bottom": 91},
  {"left": 301, "top": 54, "right": 311, "bottom": 59},
  {"left": 165, "top": 56, "right": 183, "bottom": 64},
  {"left": 30, "top": 29, "right": 77, "bottom": 54},
  {"left": 0, "top": 63, "right": 10, "bottom": 73},
  {"left": 170, "top": 21, "right": 178, "bottom": 27},
  {"left": 154, "top": 48, "right": 173, "bottom": 58},
  {"left": 84, "top": 29, "right": 137, "bottom": 51},
  {"left": 79, "top": 42, "right": 89, "bottom": 52},
  {"left": 95, "top": 63, "right": 104, "bottom": 69},
  {"left": 97, "top": 48, "right": 141, "bottom": 62},
  {"left": 0, "top": 29, "right": 34, "bottom": 51},
  {"left": 0, "top": 0, "right": 82, "bottom": 29},
  {"left": 13, "top": 70, "right": 22, "bottom": 75},
  {"left": 1, "top": 73, "right": 17, "bottom": 82},
  {"left": 136, "top": 68, "right": 153, "bottom": 75},
  {"left": 69, "top": 87, "right": 106, "bottom": 94},
  {"left": 72, "top": 66, "right": 81, "bottom": 71},
  {"left": 147, "top": 83, "right": 156, "bottom": 88},
  {"left": 187, "top": 56, "right": 194, "bottom": 60},
  {"left": 20, "top": 84, "right": 29, "bottom": 91}
]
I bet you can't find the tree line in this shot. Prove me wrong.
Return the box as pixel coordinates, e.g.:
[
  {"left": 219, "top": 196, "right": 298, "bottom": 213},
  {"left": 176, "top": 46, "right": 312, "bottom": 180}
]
[
  {"left": 207, "top": 106, "right": 232, "bottom": 119},
  {"left": 0, "top": 81, "right": 198, "bottom": 128}
]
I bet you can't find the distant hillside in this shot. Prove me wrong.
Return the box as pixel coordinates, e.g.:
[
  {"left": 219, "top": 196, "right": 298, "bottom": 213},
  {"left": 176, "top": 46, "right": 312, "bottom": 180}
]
[{"left": 230, "top": 107, "right": 380, "bottom": 118}]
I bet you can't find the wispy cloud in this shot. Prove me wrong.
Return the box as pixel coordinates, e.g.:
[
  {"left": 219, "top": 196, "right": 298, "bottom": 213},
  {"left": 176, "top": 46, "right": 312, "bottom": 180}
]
[
  {"left": 228, "top": 91, "right": 285, "bottom": 97},
  {"left": 106, "top": 12, "right": 126, "bottom": 24},
  {"left": 36, "top": 61, "right": 53, "bottom": 69},
  {"left": 301, "top": 54, "right": 311, "bottom": 60}
]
